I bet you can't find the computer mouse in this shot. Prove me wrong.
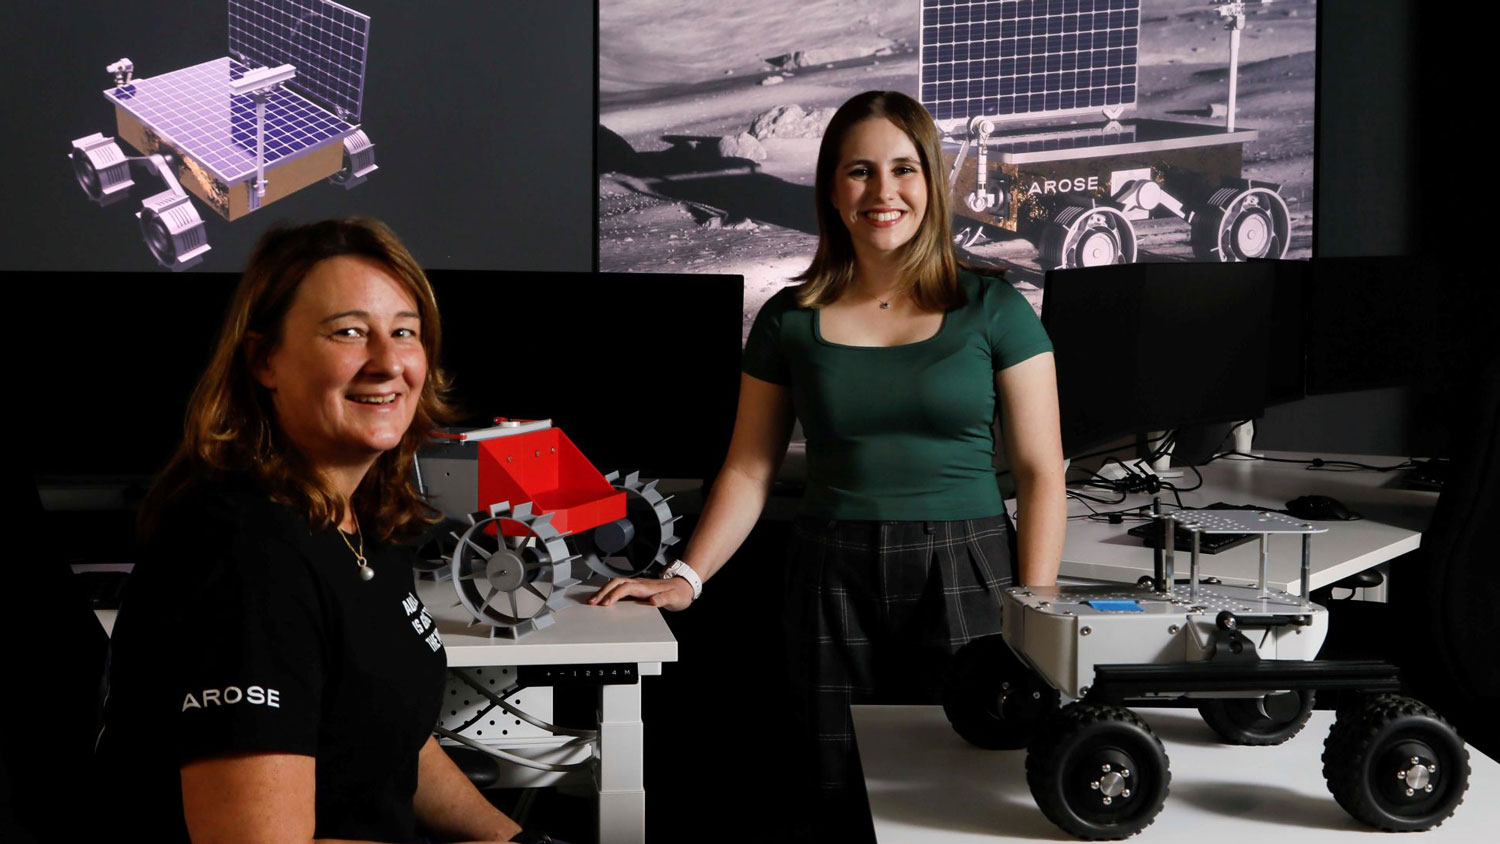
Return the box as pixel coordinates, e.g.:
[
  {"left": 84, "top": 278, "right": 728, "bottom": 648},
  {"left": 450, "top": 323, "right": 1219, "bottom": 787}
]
[{"left": 1285, "top": 494, "right": 1359, "bottom": 521}]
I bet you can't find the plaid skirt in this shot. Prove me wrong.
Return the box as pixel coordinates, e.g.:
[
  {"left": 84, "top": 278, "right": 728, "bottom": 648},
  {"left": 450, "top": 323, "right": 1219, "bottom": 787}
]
[{"left": 782, "top": 514, "right": 1014, "bottom": 801}]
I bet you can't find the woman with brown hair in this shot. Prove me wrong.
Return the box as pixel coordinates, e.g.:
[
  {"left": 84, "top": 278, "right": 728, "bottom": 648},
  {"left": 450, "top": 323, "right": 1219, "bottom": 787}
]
[
  {"left": 97, "top": 219, "right": 526, "bottom": 843},
  {"left": 592, "top": 91, "right": 1067, "bottom": 837}
]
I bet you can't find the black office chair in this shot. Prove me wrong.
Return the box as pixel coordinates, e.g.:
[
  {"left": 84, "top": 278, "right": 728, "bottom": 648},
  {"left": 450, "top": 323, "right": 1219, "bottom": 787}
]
[
  {"left": 1, "top": 472, "right": 110, "bottom": 843},
  {"left": 1390, "top": 358, "right": 1500, "bottom": 759}
]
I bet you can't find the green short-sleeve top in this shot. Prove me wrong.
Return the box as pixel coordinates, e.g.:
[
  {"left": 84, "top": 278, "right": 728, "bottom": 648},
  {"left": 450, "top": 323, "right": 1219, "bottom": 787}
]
[{"left": 742, "top": 270, "right": 1053, "bottom": 520}]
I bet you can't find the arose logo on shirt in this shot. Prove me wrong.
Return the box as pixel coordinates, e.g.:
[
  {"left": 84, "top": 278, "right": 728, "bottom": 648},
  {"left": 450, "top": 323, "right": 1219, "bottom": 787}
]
[{"left": 182, "top": 685, "right": 281, "bottom": 712}]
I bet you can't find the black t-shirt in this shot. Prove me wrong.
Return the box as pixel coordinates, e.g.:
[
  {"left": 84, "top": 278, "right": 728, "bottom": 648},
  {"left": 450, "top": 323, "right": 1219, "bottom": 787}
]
[{"left": 96, "top": 476, "right": 448, "bottom": 842}]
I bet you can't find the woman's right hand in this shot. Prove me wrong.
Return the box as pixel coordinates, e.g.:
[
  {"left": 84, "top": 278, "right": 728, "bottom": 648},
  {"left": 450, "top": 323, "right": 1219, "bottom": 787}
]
[{"left": 587, "top": 575, "right": 694, "bottom": 611}]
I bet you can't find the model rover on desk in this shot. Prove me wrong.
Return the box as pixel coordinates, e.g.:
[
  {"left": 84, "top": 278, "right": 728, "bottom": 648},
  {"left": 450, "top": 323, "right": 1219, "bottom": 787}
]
[
  {"left": 412, "top": 418, "right": 679, "bottom": 638},
  {"left": 942, "top": 507, "right": 1469, "bottom": 839},
  {"left": 67, "top": 0, "right": 378, "bottom": 270}
]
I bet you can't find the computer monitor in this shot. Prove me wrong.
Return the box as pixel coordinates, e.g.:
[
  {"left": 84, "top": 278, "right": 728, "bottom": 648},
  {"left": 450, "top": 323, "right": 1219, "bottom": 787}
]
[
  {"left": 23, "top": 269, "right": 743, "bottom": 488},
  {"left": 1041, "top": 262, "right": 1276, "bottom": 459},
  {"left": 1302, "top": 256, "right": 1455, "bottom": 396},
  {"left": 429, "top": 270, "right": 743, "bottom": 482},
  {"left": 1297, "top": 256, "right": 1493, "bottom": 460},
  {"left": 1257, "top": 258, "right": 1310, "bottom": 407}
]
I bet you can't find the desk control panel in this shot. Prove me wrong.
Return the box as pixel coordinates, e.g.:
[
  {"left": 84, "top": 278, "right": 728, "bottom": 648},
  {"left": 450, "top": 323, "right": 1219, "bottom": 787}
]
[{"left": 519, "top": 663, "right": 639, "bottom": 687}]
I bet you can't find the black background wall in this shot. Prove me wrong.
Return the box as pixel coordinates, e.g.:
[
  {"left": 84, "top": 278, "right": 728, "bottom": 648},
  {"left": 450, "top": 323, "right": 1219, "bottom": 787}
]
[{"left": 1258, "top": 0, "right": 1420, "bottom": 456}]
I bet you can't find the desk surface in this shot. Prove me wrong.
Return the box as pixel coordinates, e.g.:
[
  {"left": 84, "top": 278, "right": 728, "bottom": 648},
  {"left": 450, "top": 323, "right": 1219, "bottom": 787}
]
[
  {"left": 1060, "top": 451, "right": 1437, "bottom": 593},
  {"left": 418, "top": 580, "right": 678, "bottom": 667},
  {"left": 854, "top": 705, "right": 1497, "bottom": 843},
  {"left": 97, "top": 579, "right": 679, "bottom": 667}
]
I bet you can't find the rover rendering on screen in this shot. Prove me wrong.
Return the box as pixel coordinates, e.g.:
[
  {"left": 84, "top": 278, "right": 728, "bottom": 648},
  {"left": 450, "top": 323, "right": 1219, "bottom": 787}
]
[
  {"left": 68, "top": 0, "right": 378, "bottom": 270},
  {"left": 922, "top": 0, "right": 1291, "bottom": 267}
]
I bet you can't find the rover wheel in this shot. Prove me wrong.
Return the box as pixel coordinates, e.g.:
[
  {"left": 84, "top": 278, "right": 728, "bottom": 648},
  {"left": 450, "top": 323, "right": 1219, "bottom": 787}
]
[
  {"left": 70, "top": 147, "right": 103, "bottom": 198},
  {"left": 1190, "top": 183, "right": 1291, "bottom": 261},
  {"left": 138, "top": 206, "right": 178, "bottom": 267},
  {"left": 1198, "top": 689, "right": 1315, "bottom": 745},
  {"left": 1027, "top": 703, "right": 1170, "bottom": 840},
  {"left": 411, "top": 517, "right": 470, "bottom": 573},
  {"left": 1323, "top": 695, "right": 1469, "bottom": 831},
  {"left": 575, "top": 471, "right": 679, "bottom": 580},
  {"left": 451, "top": 503, "right": 577, "bottom": 632},
  {"left": 941, "top": 634, "right": 1059, "bottom": 749},
  {"left": 1039, "top": 205, "right": 1137, "bottom": 270}
]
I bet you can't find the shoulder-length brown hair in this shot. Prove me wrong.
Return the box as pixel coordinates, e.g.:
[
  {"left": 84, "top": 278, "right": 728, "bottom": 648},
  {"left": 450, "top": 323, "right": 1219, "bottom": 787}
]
[
  {"left": 140, "top": 218, "right": 454, "bottom": 543},
  {"left": 794, "top": 90, "right": 966, "bottom": 311}
]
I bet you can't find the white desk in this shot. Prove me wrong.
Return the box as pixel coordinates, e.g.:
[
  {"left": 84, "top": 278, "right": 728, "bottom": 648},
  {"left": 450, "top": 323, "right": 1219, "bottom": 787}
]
[
  {"left": 419, "top": 580, "right": 677, "bottom": 844},
  {"left": 853, "top": 705, "right": 1498, "bottom": 842},
  {"left": 1060, "top": 451, "right": 1438, "bottom": 596}
]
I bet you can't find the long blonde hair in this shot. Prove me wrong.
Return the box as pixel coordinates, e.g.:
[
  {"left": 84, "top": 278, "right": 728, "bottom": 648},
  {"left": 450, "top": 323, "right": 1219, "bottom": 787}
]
[
  {"left": 794, "top": 90, "right": 966, "bottom": 311},
  {"left": 139, "top": 218, "right": 455, "bottom": 543}
]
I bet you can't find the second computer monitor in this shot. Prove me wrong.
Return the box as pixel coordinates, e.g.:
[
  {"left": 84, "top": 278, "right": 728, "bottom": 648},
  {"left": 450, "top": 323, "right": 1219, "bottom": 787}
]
[{"left": 1041, "top": 261, "right": 1278, "bottom": 458}]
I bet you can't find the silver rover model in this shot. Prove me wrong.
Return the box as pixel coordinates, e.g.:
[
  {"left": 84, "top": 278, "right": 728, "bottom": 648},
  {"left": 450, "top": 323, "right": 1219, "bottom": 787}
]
[{"left": 942, "top": 508, "right": 1469, "bottom": 838}]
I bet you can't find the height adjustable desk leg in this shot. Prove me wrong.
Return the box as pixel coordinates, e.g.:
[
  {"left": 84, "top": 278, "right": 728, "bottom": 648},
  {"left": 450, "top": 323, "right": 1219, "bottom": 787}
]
[{"left": 597, "top": 675, "right": 646, "bottom": 844}]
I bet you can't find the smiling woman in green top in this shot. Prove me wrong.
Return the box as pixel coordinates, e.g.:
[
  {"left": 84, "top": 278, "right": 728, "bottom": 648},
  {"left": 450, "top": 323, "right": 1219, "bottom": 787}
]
[{"left": 591, "top": 90, "right": 1066, "bottom": 839}]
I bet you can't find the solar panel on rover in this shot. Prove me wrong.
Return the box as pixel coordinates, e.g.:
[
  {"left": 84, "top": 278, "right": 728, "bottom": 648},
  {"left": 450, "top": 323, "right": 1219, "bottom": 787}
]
[
  {"left": 920, "top": 0, "right": 1141, "bottom": 125},
  {"left": 106, "top": 56, "right": 354, "bottom": 186},
  {"left": 228, "top": 0, "right": 371, "bottom": 123}
]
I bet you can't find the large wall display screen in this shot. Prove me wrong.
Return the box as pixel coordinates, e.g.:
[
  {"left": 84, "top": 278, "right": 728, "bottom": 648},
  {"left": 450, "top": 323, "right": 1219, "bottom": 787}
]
[
  {"left": 598, "top": 0, "right": 1317, "bottom": 334},
  {"left": 7, "top": 0, "right": 594, "bottom": 274}
]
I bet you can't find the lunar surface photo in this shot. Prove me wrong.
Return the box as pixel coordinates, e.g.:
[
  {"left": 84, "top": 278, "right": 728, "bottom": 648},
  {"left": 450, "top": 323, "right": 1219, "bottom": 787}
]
[{"left": 597, "top": 0, "right": 1317, "bottom": 334}]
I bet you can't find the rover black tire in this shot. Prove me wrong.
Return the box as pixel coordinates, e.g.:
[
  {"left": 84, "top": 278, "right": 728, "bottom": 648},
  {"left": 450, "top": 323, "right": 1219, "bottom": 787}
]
[
  {"left": 941, "top": 634, "right": 1059, "bottom": 750},
  {"left": 1026, "top": 703, "right": 1170, "bottom": 840},
  {"left": 1323, "top": 695, "right": 1469, "bottom": 831},
  {"left": 1197, "top": 689, "right": 1315, "bottom": 745}
]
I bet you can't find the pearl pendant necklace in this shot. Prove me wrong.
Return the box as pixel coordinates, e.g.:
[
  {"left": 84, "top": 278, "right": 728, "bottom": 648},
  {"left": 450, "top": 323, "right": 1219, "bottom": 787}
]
[
  {"left": 878, "top": 299, "right": 891, "bottom": 309},
  {"left": 339, "top": 516, "right": 374, "bottom": 582}
]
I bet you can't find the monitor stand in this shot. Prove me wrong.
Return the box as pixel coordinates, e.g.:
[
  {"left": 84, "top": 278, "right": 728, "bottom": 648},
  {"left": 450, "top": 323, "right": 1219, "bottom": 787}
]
[
  {"left": 1139, "top": 431, "right": 1184, "bottom": 478},
  {"left": 1222, "top": 419, "right": 1262, "bottom": 460}
]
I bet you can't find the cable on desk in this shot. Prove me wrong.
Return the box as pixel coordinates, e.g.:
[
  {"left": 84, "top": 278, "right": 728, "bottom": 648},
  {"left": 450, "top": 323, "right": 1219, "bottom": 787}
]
[
  {"left": 1072, "top": 455, "right": 1198, "bottom": 508},
  {"left": 452, "top": 669, "right": 598, "bottom": 740},
  {"left": 1067, "top": 487, "right": 1127, "bottom": 507},
  {"left": 434, "top": 726, "right": 596, "bottom": 774},
  {"left": 1205, "top": 451, "right": 1417, "bottom": 473},
  {"left": 1065, "top": 431, "right": 1174, "bottom": 465},
  {"left": 1071, "top": 502, "right": 1155, "bottom": 523}
]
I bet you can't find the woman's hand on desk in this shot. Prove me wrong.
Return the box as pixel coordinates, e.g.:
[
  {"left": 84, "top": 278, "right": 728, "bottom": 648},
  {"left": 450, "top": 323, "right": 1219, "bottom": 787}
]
[{"left": 588, "top": 576, "right": 694, "bottom": 611}]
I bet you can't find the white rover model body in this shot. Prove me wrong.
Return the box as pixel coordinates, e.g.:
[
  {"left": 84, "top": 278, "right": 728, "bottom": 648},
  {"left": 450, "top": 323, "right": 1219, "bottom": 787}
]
[{"left": 1004, "top": 579, "right": 1328, "bottom": 702}]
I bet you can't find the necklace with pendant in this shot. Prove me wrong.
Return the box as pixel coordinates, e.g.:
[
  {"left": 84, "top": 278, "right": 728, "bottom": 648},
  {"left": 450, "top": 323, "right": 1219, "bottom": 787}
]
[
  {"left": 339, "top": 515, "right": 374, "bottom": 582},
  {"left": 864, "top": 287, "right": 898, "bottom": 310}
]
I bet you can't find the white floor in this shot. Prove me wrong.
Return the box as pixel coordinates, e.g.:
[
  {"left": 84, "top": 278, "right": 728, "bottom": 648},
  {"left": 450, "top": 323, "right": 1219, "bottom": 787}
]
[{"left": 853, "top": 706, "right": 1497, "bottom": 843}]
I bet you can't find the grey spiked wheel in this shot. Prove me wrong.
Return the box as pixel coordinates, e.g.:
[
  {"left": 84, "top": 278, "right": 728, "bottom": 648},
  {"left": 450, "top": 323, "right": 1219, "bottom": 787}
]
[
  {"left": 450, "top": 501, "right": 580, "bottom": 637},
  {"left": 575, "top": 470, "right": 681, "bottom": 580},
  {"left": 412, "top": 517, "right": 470, "bottom": 573}
]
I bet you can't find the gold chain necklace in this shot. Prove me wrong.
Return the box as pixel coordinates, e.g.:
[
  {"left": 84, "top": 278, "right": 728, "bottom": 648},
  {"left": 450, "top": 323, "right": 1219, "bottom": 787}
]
[
  {"left": 339, "top": 514, "right": 374, "bottom": 582},
  {"left": 858, "top": 284, "right": 902, "bottom": 310}
]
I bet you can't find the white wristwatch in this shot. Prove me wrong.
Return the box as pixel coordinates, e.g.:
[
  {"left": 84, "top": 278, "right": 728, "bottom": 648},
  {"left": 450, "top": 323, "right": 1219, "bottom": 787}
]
[{"left": 661, "top": 561, "right": 702, "bottom": 601}]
